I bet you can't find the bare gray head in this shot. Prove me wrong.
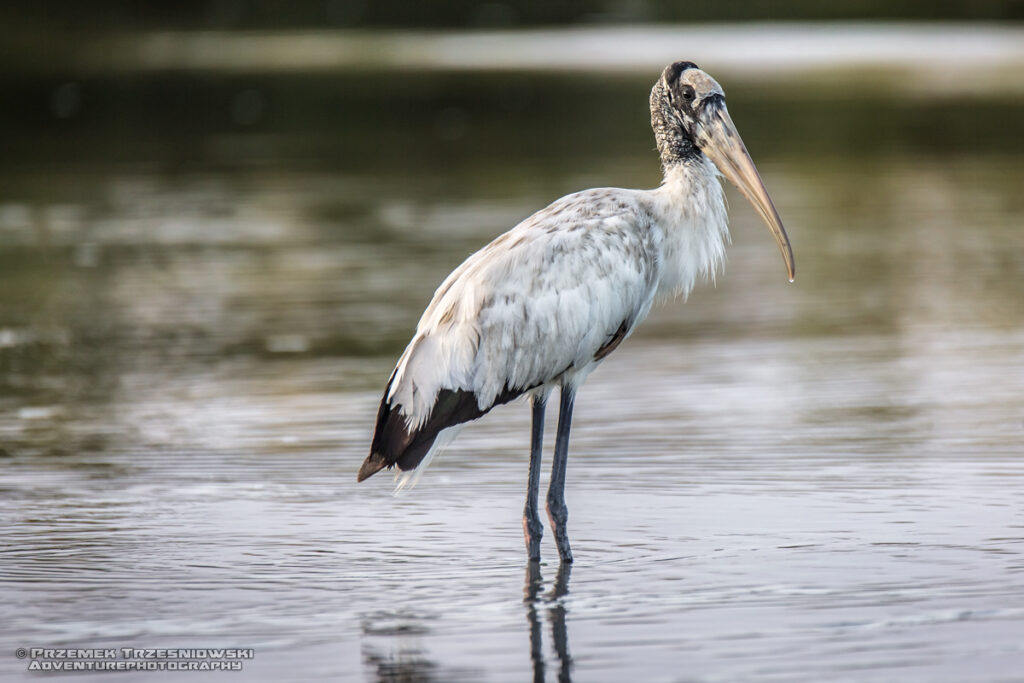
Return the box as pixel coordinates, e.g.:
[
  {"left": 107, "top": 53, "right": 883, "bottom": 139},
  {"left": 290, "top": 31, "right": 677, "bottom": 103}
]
[
  {"left": 650, "top": 61, "right": 722, "bottom": 166},
  {"left": 651, "top": 61, "right": 795, "bottom": 281}
]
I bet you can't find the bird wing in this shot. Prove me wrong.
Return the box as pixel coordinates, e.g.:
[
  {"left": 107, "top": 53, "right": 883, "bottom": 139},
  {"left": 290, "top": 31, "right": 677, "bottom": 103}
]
[{"left": 360, "top": 189, "right": 659, "bottom": 480}]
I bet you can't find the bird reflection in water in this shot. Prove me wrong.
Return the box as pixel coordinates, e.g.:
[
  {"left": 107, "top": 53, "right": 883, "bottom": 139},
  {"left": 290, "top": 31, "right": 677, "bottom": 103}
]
[{"left": 525, "top": 562, "right": 573, "bottom": 682}]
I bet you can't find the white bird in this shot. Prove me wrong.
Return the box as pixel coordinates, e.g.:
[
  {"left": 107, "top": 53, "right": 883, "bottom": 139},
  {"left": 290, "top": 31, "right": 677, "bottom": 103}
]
[{"left": 358, "top": 61, "right": 795, "bottom": 563}]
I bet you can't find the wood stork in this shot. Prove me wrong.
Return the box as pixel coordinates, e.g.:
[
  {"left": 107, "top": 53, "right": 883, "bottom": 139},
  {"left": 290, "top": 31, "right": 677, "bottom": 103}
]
[{"left": 358, "top": 61, "right": 795, "bottom": 563}]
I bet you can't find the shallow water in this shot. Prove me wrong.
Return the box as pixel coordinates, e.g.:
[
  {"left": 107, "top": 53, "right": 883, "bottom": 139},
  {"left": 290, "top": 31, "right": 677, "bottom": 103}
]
[{"left": 2, "top": 35, "right": 1024, "bottom": 681}]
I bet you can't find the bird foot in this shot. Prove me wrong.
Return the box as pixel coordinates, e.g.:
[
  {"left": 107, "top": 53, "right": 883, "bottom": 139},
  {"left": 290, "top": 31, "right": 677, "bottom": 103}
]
[
  {"left": 554, "top": 537, "right": 573, "bottom": 564},
  {"left": 547, "top": 502, "right": 572, "bottom": 563},
  {"left": 523, "top": 514, "right": 543, "bottom": 561}
]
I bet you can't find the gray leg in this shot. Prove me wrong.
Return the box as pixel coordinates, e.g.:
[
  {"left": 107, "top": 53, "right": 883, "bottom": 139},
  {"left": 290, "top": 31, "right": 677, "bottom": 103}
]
[
  {"left": 547, "top": 385, "right": 575, "bottom": 563},
  {"left": 523, "top": 394, "right": 546, "bottom": 561}
]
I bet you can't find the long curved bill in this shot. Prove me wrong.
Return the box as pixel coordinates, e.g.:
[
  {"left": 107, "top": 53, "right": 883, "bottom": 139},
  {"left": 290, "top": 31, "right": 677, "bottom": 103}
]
[{"left": 697, "top": 102, "right": 796, "bottom": 282}]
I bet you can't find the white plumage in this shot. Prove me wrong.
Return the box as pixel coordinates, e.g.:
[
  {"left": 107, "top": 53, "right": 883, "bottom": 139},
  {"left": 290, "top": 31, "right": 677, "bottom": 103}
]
[
  {"left": 359, "top": 61, "right": 794, "bottom": 563},
  {"left": 391, "top": 159, "right": 727, "bottom": 432}
]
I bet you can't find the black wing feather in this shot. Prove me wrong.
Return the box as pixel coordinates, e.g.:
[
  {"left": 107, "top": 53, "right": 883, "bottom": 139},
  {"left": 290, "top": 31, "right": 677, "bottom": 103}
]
[{"left": 358, "top": 383, "right": 526, "bottom": 482}]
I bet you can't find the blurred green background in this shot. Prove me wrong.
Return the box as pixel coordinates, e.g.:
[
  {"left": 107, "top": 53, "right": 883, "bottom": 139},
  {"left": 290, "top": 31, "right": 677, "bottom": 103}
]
[
  {"left": 3, "top": 0, "right": 1023, "bottom": 31},
  {"left": 1, "top": 3, "right": 1022, "bottom": 449}
]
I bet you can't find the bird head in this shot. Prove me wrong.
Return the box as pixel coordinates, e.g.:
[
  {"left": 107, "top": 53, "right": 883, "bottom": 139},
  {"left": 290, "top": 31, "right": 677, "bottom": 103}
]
[{"left": 652, "top": 61, "right": 795, "bottom": 282}]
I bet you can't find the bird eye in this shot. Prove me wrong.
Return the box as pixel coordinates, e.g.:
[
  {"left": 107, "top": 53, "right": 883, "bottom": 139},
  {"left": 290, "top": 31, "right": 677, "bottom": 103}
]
[{"left": 681, "top": 86, "right": 696, "bottom": 102}]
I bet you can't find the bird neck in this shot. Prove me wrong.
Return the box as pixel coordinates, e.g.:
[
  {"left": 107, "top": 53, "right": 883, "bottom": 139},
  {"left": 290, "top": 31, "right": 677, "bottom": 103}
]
[{"left": 650, "top": 158, "right": 730, "bottom": 299}]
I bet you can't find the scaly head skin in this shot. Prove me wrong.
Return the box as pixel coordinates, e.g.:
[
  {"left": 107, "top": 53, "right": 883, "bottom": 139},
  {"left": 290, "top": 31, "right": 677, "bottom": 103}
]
[{"left": 651, "top": 61, "right": 795, "bottom": 282}]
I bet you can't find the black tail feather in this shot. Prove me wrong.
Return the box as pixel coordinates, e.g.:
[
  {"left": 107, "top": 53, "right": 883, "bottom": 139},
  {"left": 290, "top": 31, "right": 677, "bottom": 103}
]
[{"left": 358, "top": 384, "right": 526, "bottom": 482}]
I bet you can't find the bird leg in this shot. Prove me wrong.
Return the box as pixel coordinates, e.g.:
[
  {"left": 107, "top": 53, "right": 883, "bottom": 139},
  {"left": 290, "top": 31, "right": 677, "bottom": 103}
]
[
  {"left": 547, "top": 385, "right": 575, "bottom": 563},
  {"left": 523, "top": 393, "right": 546, "bottom": 561}
]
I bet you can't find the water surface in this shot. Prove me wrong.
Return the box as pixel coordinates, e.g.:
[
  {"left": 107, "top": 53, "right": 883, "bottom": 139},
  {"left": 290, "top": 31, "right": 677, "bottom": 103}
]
[{"left": 2, "top": 37, "right": 1024, "bottom": 681}]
